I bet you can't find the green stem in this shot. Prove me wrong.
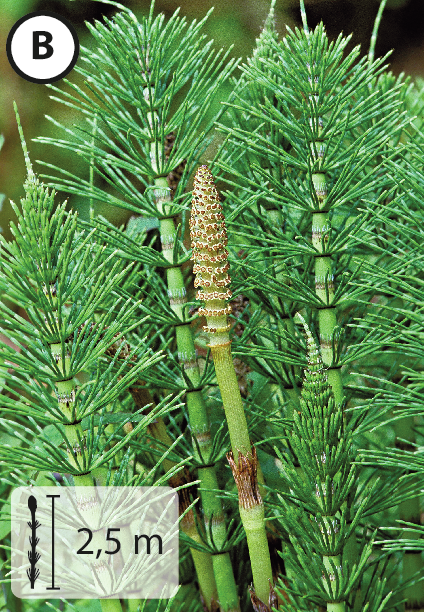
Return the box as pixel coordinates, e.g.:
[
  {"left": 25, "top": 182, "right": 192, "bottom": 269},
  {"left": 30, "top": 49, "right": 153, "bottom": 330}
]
[
  {"left": 227, "top": 448, "right": 273, "bottom": 607},
  {"left": 210, "top": 341, "right": 251, "bottom": 458},
  {"left": 323, "top": 551, "right": 344, "bottom": 608},
  {"left": 206, "top": 320, "right": 273, "bottom": 601},
  {"left": 190, "top": 165, "right": 273, "bottom": 606},
  {"left": 240, "top": 505, "right": 272, "bottom": 605},
  {"left": 211, "top": 554, "right": 240, "bottom": 612},
  {"left": 309, "top": 104, "right": 356, "bottom": 576},
  {"left": 154, "top": 177, "right": 238, "bottom": 610},
  {"left": 99, "top": 600, "right": 124, "bottom": 612},
  {"left": 311, "top": 176, "right": 343, "bottom": 408},
  {"left": 179, "top": 495, "right": 219, "bottom": 609}
]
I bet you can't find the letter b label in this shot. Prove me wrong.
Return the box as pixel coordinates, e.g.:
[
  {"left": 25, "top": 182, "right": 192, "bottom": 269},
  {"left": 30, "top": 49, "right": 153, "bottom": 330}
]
[
  {"left": 7, "top": 12, "right": 79, "bottom": 84},
  {"left": 33, "top": 31, "right": 54, "bottom": 60}
]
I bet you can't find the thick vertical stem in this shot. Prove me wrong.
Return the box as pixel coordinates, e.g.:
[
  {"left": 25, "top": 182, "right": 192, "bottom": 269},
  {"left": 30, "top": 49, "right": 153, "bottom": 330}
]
[
  {"left": 152, "top": 166, "right": 238, "bottom": 609},
  {"left": 227, "top": 448, "right": 273, "bottom": 608},
  {"left": 210, "top": 342, "right": 251, "bottom": 458},
  {"left": 191, "top": 166, "right": 274, "bottom": 608},
  {"left": 307, "top": 58, "right": 356, "bottom": 585},
  {"left": 312, "top": 208, "right": 343, "bottom": 404},
  {"left": 311, "top": 160, "right": 356, "bottom": 582},
  {"left": 240, "top": 504, "right": 272, "bottom": 603}
]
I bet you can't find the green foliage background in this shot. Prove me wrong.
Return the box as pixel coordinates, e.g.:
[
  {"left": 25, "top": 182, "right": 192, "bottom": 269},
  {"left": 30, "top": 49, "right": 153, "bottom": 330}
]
[{"left": 0, "top": 2, "right": 422, "bottom": 611}]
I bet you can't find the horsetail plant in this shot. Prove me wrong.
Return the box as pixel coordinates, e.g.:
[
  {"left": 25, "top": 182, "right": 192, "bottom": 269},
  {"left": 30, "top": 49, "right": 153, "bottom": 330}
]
[
  {"left": 212, "top": 0, "right": 423, "bottom": 608},
  {"left": 1, "top": 1, "right": 422, "bottom": 611},
  {"left": 0, "top": 111, "right": 184, "bottom": 612},
  {"left": 139, "top": 47, "right": 242, "bottom": 612},
  {"left": 190, "top": 165, "right": 274, "bottom": 610},
  {"left": 274, "top": 316, "right": 358, "bottom": 612},
  {"left": 34, "top": 4, "right": 257, "bottom": 610}
]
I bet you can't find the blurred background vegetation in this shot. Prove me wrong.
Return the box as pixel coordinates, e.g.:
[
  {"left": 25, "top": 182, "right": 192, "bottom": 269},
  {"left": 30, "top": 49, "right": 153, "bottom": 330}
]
[{"left": 0, "top": 0, "right": 423, "bottom": 239}]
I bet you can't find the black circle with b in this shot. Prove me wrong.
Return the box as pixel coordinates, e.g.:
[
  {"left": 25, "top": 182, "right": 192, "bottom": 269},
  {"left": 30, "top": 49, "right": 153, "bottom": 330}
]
[{"left": 6, "top": 11, "right": 79, "bottom": 84}]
